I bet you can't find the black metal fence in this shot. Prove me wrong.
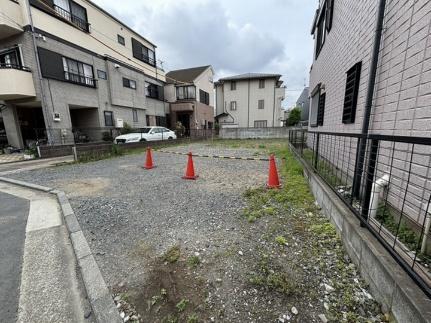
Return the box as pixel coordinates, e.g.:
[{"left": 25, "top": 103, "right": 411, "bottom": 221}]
[{"left": 288, "top": 129, "right": 431, "bottom": 298}]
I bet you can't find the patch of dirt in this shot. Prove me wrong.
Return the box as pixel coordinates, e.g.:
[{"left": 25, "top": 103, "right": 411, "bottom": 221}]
[
  {"left": 114, "top": 244, "right": 212, "bottom": 323},
  {"left": 54, "top": 177, "right": 110, "bottom": 197}
]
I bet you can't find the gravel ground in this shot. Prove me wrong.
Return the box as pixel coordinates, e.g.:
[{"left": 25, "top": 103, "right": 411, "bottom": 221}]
[{"left": 8, "top": 142, "right": 386, "bottom": 323}]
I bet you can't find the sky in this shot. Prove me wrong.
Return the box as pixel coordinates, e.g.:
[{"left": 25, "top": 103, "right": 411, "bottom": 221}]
[{"left": 92, "top": 0, "right": 317, "bottom": 109}]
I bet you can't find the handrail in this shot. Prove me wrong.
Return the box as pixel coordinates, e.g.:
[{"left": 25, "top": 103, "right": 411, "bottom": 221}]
[
  {"left": 0, "top": 63, "right": 31, "bottom": 72},
  {"left": 53, "top": 4, "right": 89, "bottom": 31}
]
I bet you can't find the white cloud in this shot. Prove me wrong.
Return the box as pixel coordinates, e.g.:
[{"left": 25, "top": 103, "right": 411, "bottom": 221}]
[{"left": 92, "top": 0, "right": 316, "bottom": 107}]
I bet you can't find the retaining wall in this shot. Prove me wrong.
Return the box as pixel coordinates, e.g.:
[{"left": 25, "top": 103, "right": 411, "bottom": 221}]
[
  {"left": 219, "top": 127, "right": 291, "bottom": 139},
  {"left": 292, "top": 148, "right": 431, "bottom": 322}
]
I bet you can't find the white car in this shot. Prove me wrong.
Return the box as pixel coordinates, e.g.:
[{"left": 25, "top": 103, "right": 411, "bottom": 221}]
[{"left": 114, "top": 127, "right": 177, "bottom": 144}]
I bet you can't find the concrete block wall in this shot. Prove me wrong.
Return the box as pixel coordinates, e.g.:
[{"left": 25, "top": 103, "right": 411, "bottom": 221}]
[
  {"left": 219, "top": 127, "right": 290, "bottom": 139},
  {"left": 297, "top": 151, "right": 431, "bottom": 322}
]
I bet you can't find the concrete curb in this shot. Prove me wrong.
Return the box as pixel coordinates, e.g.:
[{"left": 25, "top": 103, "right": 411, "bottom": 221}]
[
  {"left": 0, "top": 176, "right": 122, "bottom": 323},
  {"left": 156, "top": 149, "right": 270, "bottom": 161}
]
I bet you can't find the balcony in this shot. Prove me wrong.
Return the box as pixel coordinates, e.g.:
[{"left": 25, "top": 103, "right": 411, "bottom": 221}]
[
  {"left": 0, "top": 65, "right": 36, "bottom": 100},
  {"left": 170, "top": 102, "right": 194, "bottom": 113},
  {"left": 53, "top": 4, "right": 90, "bottom": 32},
  {"left": 0, "top": 0, "right": 24, "bottom": 40}
]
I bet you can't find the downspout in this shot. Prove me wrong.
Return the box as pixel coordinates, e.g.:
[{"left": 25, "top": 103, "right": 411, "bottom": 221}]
[
  {"left": 368, "top": 174, "right": 389, "bottom": 219},
  {"left": 352, "top": 0, "right": 387, "bottom": 198},
  {"left": 25, "top": 0, "right": 52, "bottom": 144}
]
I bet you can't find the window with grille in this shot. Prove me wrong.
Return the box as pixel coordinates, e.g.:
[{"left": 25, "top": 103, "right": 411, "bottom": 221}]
[
  {"left": 104, "top": 111, "right": 114, "bottom": 126},
  {"left": 254, "top": 120, "right": 267, "bottom": 128},
  {"left": 317, "top": 92, "right": 325, "bottom": 126},
  {"left": 230, "top": 101, "right": 237, "bottom": 111},
  {"left": 231, "top": 81, "right": 236, "bottom": 90},
  {"left": 258, "top": 99, "right": 264, "bottom": 109},
  {"left": 199, "top": 89, "right": 210, "bottom": 105},
  {"left": 342, "top": 62, "right": 362, "bottom": 124},
  {"left": 259, "top": 79, "right": 265, "bottom": 88},
  {"left": 132, "top": 109, "right": 138, "bottom": 122}
]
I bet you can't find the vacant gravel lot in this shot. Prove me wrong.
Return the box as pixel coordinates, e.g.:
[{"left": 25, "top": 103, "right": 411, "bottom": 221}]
[{"left": 8, "top": 141, "right": 385, "bottom": 323}]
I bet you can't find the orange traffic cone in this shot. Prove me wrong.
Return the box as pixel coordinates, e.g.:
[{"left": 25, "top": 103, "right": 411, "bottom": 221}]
[
  {"left": 267, "top": 154, "right": 281, "bottom": 189},
  {"left": 143, "top": 147, "right": 155, "bottom": 169},
  {"left": 182, "top": 152, "right": 198, "bottom": 180}
]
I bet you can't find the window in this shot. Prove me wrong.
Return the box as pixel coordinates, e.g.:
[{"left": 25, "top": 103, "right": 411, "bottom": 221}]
[
  {"left": 230, "top": 101, "right": 237, "bottom": 111},
  {"left": 310, "top": 86, "right": 320, "bottom": 127},
  {"left": 146, "top": 115, "right": 150, "bottom": 126},
  {"left": 62, "top": 56, "right": 95, "bottom": 86},
  {"left": 343, "top": 62, "right": 362, "bottom": 124},
  {"left": 145, "top": 82, "right": 163, "bottom": 100},
  {"left": 199, "top": 89, "right": 210, "bottom": 105},
  {"left": 254, "top": 120, "right": 267, "bottom": 128},
  {"left": 104, "top": 111, "right": 114, "bottom": 126},
  {"left": 317, "top": 92, "right": 325, "bottom": 126},
  {"left": 258, "top": 100, "right": 265, "bottom": 109},
  {"left": 315, "top": 4, "right": 326, "bottom": 59},
  {"left": 231, "top": 81, "right": 236, "bottom": 90},
  {"left": 326, "top": 0, "right": 334, "bottom": 32},
  {"left": 156, "top": 116, "right": 167, "bottom": 127},
  {"left": 131, "top": 38, "right": 156, "bottom": 66},
  {"left": 123, "top": 77, "right": 136, "bottom": 89},
  {"left": 53, "top": 0, "right": 89, "bottom": 32},
  {"left": 0, "top": 48, "right": 21, "bottom": 68},
  {"left": 117, "top": 35, "right": 125, "bottom": 46},
  {"left": 132, "top": 109, "right": 138, "bottom": 122},
  {"left": 176, "top": 86, "right": 196, "bottom": 100},
  {"left": 259, "top": 79, "right": 265, "bottom": 88},
  {"left": 97, "top": 70, "right": 107, "bottom": 80}
]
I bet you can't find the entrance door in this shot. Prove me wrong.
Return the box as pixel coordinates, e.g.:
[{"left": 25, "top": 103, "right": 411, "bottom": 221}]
[{"left": 177, "top": 113, "right": 191, "bottom": 136}]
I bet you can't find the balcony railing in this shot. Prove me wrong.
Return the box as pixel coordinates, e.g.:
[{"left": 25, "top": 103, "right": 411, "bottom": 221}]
[
  {"left": 0, "top": 63, "right": 31, "bottom": 72},
  {"left": 53, "top": 4, "right": 89, "bottom": 32},
  {"left": 142, "top": 55, "right": 156, "bottom": 67},
  {"left": 64, "top": 71, "right": 97, "bottom": 87}
]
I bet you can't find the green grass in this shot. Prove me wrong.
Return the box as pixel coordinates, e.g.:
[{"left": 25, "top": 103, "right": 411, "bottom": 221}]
[
  {"left": 175, "top": 298, "right": 189, "bottom": 312},
  {"left": 187, "top": 255, "right": 201, "bottom": 268},
  {"left": 163, "top": 245, "right": 181, "bottom": 263}
]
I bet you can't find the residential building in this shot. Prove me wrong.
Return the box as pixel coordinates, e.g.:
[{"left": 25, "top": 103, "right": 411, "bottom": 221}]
[
  {"left": 307, "top": 0, "right": 431, "bottom": 293},
  {"left": 0, "top": 0, "right": 167, "bottom": 148},
  {"left": 215, "top": 73, "right": 285, "bottom": 128},
  {"left": 297, "top": 86, "right": 310, "bottom": 126},
  {"left": 164, "top": 65, "right": 215, "bottom": 130},
  {"left": 309, "top": 0, "right": 431, "bottom": 136}
]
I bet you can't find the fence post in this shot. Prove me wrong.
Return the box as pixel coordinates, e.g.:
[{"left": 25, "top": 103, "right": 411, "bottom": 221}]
[
  {"left": 360, "top": 139, "right": 379, "bottom": 221},
  {"left": 72, "top": 146, "right": 78, "bottom": 161},
  {"left": 313, "top": 132, "right": 320, "bottom": 169},
  {"left": 300, "top": 130, "right": 305, "bottom": 156}
]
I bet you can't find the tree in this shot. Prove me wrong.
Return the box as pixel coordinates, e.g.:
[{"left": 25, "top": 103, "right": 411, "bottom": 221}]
[{"left": 287, "top": 106, "right": 301, "bottom": 126}]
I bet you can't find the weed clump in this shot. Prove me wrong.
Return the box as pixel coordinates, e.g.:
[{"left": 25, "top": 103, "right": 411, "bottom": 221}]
[
  {"left": 187, "top": 255, "right": 201, "bottom": 268},
  {"left": 164, "top": 246, "right": 181, "bottom": 263},
  {"left": 176, "top": 298, "right": 189, "bottom": 312}
]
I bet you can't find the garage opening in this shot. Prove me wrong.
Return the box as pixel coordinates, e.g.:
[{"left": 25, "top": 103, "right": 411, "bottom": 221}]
[{"left": 69, "top": 106, "right": 100, "bottom": 143}]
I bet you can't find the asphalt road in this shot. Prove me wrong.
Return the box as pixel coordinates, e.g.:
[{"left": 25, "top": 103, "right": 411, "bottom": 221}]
[{"left": 0, "top": 192, "right": 30, "bottom": 322}]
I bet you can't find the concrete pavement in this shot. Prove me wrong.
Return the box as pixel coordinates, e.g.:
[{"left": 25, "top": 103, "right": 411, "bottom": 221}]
[
  {"left": 0, "top": 192, "right": 30, "bottom": 322},
  {"left": 0, "top": 155, "right": 74, "bottom": 176},
  {"left": 0, "top": 182, "right": 94, "bottom": 323}
]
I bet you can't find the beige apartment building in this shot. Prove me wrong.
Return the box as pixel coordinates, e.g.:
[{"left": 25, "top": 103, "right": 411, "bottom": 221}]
[
  {"left": 0, "top": 0, "right": 167, "bottom": 148},
  {"left": 164, "top": 65, "right": 215, "bottom": 130},
  {"left": 215, "top": 73, "right": 285, "bottom": 128}
]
